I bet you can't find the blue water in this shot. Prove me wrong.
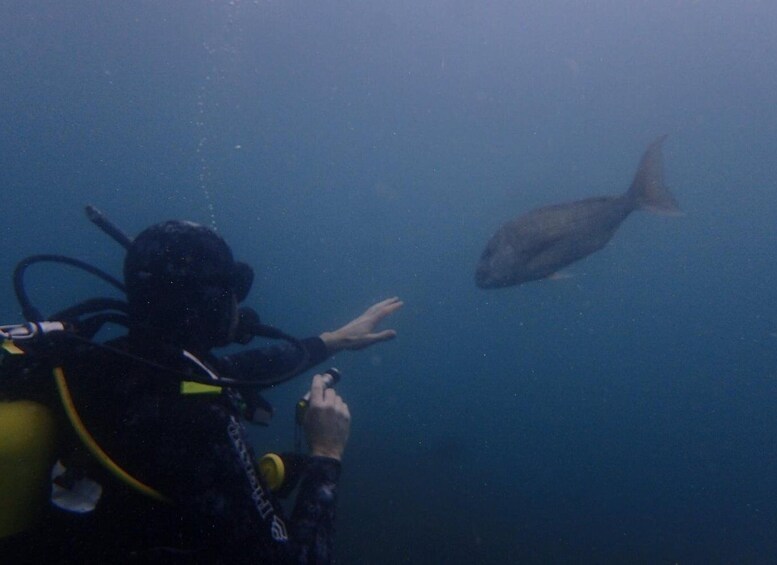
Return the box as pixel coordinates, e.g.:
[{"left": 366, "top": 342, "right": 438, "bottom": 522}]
[{"left": 3, "top": 1, "right": 777, "bottom": 562}]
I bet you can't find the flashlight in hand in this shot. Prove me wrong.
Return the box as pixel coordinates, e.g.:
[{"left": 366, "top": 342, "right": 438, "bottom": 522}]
[{"left": 295, "top": 368, "right": 341, "bottom": 426}]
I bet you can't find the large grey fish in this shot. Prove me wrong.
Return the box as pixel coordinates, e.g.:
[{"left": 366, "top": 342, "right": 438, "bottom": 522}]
[{"left": 475, "top": 136, "right": 680, "bottom": 289}]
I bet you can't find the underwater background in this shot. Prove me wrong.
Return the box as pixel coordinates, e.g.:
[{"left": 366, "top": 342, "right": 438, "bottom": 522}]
[{"left": 3, "top": 1, "right": 777, "bottom": 562}]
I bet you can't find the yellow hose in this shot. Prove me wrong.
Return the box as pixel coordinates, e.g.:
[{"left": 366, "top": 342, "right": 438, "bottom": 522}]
[{"left": 53, "top": 366, "right": 170, "bottom": 504}]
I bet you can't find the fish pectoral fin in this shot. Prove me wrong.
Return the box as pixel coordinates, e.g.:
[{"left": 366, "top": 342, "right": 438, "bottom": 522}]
[{"left": 547, "top": 271, "right": 574, "bottom": 281}]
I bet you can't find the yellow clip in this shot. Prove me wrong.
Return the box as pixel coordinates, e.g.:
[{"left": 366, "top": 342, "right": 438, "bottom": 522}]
[
  {"left": 2, "top": 341, "right": 25, "bottom": 355},
  {"left": 180, "top": 381, "right": 222, "bottom": 395}
]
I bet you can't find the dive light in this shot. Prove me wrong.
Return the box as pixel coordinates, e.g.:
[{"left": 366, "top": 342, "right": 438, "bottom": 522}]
[
  {"left": 295, "top": 367, "right": 341, "bottom": 425},
  {"left": 260, "top": 367, "right": 342, "bottom": 497}
]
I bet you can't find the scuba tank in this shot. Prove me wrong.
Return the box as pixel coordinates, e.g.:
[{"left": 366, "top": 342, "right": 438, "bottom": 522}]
[
  {"left": 0, "top": 399, "right": 56, "bottom": 539},
  {"left": 0, "top": 332, "right": 58, "bottom": 539}
]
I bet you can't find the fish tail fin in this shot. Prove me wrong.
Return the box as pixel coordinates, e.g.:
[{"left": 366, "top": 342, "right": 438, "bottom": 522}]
[{"left": 626, "top": 135, "right": 682, "bottom": 216}]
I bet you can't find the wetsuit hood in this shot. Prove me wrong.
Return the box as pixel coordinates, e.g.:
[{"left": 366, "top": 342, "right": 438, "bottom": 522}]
[{"left": 124, "top": 221, "right": 253, "bottom": 352}]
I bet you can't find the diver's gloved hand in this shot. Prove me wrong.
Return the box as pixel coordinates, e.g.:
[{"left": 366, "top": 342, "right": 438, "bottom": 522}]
[
  {"left": 303, "top": 374, "right": 351, "bottom": 461},
  {"left": 319, "top": 297, "right": 403, "bottom": 352}
]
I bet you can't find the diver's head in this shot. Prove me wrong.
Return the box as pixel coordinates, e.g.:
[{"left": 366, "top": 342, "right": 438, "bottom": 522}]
[{"left": 124, "top": 220, "right": 253, "bottom": 352}]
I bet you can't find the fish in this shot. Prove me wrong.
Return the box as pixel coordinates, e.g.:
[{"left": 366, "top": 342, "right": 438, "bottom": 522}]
[{"left": 475, "top": 136, "right": 680, "bottom": 289}]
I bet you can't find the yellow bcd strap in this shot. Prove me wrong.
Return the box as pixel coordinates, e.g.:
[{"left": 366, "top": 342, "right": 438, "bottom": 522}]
[{"left": 180, "top": 381, "right": 222, "bottom": 395}]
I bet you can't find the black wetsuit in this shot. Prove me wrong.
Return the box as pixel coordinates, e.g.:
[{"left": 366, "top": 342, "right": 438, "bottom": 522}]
[{"left": 1, "top": 335, "right": 340, "bottom": 564}]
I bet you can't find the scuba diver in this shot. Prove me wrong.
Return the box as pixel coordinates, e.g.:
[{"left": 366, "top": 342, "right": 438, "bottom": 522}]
[{"left": 0, "top": 209, "right": 403, "bottom": 563}]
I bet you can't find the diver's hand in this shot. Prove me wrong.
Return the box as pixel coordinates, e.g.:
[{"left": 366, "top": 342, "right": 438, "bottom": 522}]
[
  {"left": 304, "top": 374, "right": 351, "bottom": 461},
  {"left": 319, "top": 297, "right": 403, "bottom": 352}
]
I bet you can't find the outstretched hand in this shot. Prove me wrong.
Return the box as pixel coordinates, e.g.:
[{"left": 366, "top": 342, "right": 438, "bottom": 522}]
[{"left": 320, "top": 297, "right": 403, "bottom": 353}]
